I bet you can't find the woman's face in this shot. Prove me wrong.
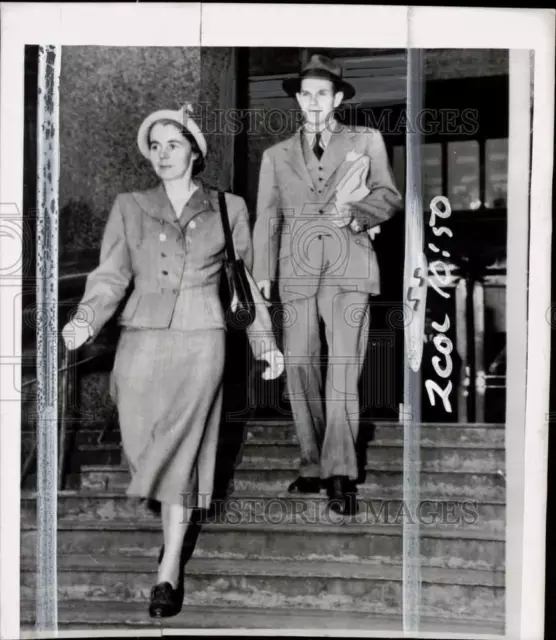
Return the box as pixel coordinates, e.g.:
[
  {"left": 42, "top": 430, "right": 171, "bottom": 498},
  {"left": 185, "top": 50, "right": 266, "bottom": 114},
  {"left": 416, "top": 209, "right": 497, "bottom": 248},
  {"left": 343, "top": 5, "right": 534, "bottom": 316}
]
[{"left": 148, "top": 122, "right": 197, "bottom": 181}]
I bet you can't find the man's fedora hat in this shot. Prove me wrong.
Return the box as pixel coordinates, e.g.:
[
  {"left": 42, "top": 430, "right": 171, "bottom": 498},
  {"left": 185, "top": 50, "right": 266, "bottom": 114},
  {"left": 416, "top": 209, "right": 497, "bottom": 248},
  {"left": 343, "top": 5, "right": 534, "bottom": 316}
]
[{"left": 283, "top": 54, "right": 355, "bottom": 100}]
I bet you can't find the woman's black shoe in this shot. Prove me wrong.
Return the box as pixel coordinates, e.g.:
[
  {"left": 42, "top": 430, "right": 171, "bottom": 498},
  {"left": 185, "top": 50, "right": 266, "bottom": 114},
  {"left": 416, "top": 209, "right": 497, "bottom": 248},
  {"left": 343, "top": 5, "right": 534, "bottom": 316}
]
[
  {"left": 326, "top": 475, "right": 358, "bottom": 516},
  {"left": 149, "top": 581, "right": 183, "bottom": 619},
  {"left": 287, "top": 476, "right": 322, "bottom": 494}
]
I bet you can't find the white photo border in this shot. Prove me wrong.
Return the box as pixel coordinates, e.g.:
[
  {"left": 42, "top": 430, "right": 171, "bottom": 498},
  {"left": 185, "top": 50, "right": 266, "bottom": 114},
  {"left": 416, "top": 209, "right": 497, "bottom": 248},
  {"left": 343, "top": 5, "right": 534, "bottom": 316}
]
[{"left": 0, "top": 3, "right": 554, "bottom": 639}]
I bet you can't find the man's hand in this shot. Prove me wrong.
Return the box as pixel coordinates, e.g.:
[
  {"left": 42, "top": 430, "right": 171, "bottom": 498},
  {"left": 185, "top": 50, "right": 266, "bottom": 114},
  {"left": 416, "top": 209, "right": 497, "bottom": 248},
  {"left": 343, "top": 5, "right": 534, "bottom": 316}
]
[
  {"left": 257, "top": 280, "right": 271, "bottom": 301},
  {"left": 350, "top": 217, "right": 364, "bottom": 233},
  {"left": 62, "top": 320, "right": 93, "bottom": 350},
  {"left": 330, "top": 203, "right": 353, "bottom": 228}
]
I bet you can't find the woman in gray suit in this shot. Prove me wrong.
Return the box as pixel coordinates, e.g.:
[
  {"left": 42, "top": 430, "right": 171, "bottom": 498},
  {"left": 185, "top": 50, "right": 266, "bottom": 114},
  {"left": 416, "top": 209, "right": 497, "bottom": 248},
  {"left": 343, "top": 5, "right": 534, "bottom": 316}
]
[{"left": 62, "top": 104, "right": 283, "bottom": 619}]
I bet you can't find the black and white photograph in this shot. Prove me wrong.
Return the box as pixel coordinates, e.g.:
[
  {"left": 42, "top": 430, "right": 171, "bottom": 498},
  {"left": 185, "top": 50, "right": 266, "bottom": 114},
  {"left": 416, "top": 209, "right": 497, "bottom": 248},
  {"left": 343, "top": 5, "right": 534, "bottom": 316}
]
[{"left": 0, "top": 4, "right": 554, "bottom": 639}]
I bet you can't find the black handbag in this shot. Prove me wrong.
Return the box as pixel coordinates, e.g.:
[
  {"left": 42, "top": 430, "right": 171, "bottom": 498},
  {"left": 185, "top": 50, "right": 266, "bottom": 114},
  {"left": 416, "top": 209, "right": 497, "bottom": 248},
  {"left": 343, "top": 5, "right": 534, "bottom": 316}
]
[{"left": 218, "top": 191, "right": 256, "bottom": 330}]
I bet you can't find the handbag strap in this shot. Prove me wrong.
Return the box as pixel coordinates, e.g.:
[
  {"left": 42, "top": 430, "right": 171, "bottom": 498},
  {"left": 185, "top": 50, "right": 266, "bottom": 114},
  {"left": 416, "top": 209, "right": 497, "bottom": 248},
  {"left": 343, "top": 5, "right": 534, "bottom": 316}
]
[{"left": 218, "top": 191, "right": 236, "bottom": 262}]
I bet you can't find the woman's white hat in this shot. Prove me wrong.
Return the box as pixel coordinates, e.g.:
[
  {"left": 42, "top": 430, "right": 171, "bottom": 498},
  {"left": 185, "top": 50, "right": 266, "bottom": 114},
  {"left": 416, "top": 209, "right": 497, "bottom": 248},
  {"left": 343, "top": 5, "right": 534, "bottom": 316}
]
[{"left": 137, "top": 103, "right": 207, "bottom": 159}]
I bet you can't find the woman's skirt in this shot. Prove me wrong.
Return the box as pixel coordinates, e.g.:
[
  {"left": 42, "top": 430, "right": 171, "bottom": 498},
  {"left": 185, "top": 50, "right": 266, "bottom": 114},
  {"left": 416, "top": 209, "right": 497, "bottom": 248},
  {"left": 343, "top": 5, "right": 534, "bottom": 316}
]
[{"left": 110, "top": 327, "right": 226, "bottom": 509}]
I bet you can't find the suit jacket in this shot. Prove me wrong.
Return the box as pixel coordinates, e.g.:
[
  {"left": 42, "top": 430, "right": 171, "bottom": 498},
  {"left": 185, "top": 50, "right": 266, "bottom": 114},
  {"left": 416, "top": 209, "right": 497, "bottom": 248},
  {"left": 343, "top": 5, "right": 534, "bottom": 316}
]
[
  {"left": 76, "top": 181, "right": 277, "bottom": 355},
  {"left": 252, "top": 123, "right": 403, "bottom": 301}
]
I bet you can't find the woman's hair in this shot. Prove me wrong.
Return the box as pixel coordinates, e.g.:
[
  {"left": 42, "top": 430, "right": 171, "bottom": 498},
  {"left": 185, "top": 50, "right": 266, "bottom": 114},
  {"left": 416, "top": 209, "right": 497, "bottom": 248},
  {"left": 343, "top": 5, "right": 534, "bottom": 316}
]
[{"left": 147, "top": 118, "right": 205, "bottom": 177}]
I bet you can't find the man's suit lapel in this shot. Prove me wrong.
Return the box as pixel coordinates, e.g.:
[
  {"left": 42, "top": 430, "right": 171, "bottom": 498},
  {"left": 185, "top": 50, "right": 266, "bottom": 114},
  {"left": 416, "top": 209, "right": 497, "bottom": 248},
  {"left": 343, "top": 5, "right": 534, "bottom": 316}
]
[{"left": 283, "top": 131, "right": 314, "bottom": 191}]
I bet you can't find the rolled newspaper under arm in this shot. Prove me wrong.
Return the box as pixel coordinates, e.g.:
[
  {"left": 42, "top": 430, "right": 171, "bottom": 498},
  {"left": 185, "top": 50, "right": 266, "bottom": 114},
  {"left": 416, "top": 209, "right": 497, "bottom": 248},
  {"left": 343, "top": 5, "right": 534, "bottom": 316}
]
[
  {"left": 337, "top": 155, "right": 380, "bottom": 239},
  {"left": 335, "top": 155, "right": 370, "bottom": 197}
]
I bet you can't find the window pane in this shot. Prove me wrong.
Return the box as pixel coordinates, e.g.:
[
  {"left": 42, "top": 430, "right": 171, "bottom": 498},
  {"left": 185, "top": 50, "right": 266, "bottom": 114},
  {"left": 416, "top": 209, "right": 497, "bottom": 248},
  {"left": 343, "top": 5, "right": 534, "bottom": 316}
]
[
  {"left": 448, "top": 140, "right": 481, "bottom": 210},
  {"left": 422, "top": 143, "right": 442, "bottom": 208},
  {"left": 485, "top": 138, "right": 508, "bottom": 208}
]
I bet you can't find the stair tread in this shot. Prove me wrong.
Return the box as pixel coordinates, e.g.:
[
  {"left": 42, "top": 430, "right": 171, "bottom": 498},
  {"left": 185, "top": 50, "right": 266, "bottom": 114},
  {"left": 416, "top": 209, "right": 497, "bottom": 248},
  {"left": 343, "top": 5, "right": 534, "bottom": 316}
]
[
  {"left": 243, "top": 419, "right": 505, "bottom": 428},
  {"left": 21, "top": 517, "right": 505, "bottom": 540},
  {"left": 20, "top": 553, "right": 504, "bottom": 585},
  {"left": 79, "top": 462, "right": 505, "bottom": 474},
  {"left": 18, "top": 601, "right": 506, "bottom": 632},
  {"left": 20, "top": 489, "right": 507, "bottom": 506},
  {"left": 23, "top": 421, "right": 507, "bottom": 435},
  {"left": 24, "top": 420, "right": 506, "bottom": 432},
  {"left": 78, "top": 440, "right": 505, "bottom": 451},
  {"left": 236, "top": 460, "right": 505, "bottom": 472}
]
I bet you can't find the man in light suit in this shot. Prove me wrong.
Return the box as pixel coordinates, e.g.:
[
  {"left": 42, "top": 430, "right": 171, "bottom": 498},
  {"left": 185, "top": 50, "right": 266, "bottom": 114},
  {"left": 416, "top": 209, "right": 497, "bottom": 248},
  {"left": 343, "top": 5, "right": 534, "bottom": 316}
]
[{"left": 252, "top": 55, "right": 402, "bottom": 515}]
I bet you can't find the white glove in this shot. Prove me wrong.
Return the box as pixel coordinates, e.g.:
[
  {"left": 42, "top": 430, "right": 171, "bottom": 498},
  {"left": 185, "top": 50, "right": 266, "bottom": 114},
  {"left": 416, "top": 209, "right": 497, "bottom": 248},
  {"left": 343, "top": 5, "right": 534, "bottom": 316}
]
[
  {"left": 62, "top": 320, "right": 93, "bottom": 350},
  {"left": 367, "top": 225, "right": 381, "bottom": 240},
  {"left": 258, "top": 347, "right": 284, "bottom": 381}
]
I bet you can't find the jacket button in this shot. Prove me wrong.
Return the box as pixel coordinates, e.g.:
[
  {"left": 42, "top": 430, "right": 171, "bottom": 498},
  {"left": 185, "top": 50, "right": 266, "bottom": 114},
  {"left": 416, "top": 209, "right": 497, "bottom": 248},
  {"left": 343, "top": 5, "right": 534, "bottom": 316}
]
[
  {"left": 162, "top": 270, "right": 168, "bottom": 275},
  {"left": 318, "top": 166, "right": 323, "bottom": 171},
  {"left": 161, "top": 253, "right": 167, "bottom": 258}
]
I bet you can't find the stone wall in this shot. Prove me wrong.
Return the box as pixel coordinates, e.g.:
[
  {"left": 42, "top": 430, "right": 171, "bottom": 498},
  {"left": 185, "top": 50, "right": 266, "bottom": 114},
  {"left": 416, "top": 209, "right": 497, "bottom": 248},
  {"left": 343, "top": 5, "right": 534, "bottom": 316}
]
[
  {"left": 58, "top": 46, "right": 235, "bottom": 261},
  {"left": 200, "top": 47, "right": 235, "bottom": 191}
]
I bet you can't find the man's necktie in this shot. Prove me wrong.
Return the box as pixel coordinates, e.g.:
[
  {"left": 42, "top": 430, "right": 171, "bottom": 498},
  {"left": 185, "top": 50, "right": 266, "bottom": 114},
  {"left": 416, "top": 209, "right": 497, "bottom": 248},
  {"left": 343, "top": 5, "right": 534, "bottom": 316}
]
[{"left": 313, "top": 133, "right": 324, "bottom": 160}]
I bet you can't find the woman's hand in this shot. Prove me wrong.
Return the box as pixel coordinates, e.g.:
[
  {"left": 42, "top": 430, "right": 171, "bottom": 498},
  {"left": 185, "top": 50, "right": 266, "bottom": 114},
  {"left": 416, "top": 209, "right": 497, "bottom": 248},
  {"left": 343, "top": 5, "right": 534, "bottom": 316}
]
[
  {"left": 61, "top": 320, "right": 93, "bottom": 350},
  {"left": 258, "top": 347, "right": 284, "bottom": 380}
]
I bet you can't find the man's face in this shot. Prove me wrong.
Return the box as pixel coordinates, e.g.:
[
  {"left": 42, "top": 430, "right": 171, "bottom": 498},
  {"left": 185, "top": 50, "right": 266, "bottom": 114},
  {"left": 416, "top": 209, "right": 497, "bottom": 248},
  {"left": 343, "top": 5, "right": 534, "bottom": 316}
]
[{"left": 296, "top": 77, "right": 343, "bottom": 130}]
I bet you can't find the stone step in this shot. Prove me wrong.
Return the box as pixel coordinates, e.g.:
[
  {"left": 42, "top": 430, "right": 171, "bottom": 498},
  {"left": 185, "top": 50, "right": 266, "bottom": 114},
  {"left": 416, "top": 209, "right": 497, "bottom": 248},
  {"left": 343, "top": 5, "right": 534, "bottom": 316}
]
[
  {"left": 21, "top": 421, "right": 504, "bottom": 447},
  {"left": 20, "top": 555, "right": 504, "bottom": 622},
  {"left": 66, "top": 421, "right": 506, "bottom": 448},
  {"left": 79, "top": 465, "right": 506, "bottom": 501},
  {"left": 75, "top": 443, "right": 123, "bottom": 466},
  {"left": 242, "top": 447, "right": 504, "bottom": 473},
  {"left": 21, "top": 520, "right": 505, "bottom": 572},
  {"left": 21, "top": 428, "right": 121, "bottom": 446},
  {"left": 20, "top": 491, "right": 505, "bottom": 534},
  {"left": 78, "top": 441, "right": 505, "bottom": 474},
  {"left": 244, "top": 420, "right": 505, "bottom": 448},
  {"left": 18, "top": 600, "right": 505, "bottom": 633}
]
